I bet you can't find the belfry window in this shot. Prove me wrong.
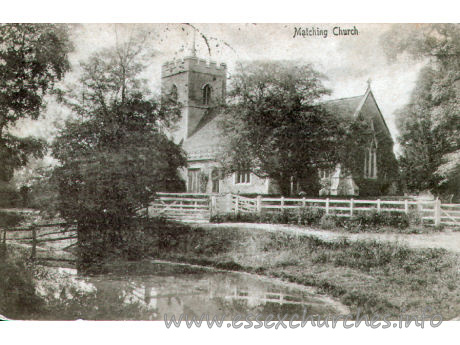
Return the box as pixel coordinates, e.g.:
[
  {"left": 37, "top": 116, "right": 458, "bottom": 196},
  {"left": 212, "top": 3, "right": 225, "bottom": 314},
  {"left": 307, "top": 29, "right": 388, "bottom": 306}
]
[{"left": 202, "top": 84, "right": 211, "bottom": 105}]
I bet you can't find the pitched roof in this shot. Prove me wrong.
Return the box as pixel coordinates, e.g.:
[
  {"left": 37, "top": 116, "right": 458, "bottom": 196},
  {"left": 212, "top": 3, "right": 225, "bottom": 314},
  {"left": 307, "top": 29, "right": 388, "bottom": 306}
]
[
  {"left": 182, "top": 111, "right": 226, "bottom": 159},
  {"left": 182, "top": 89, "right": 391, "bottom": 159},
  {"left": 321, "top": 95, "right": 363, "bottom": 119}
]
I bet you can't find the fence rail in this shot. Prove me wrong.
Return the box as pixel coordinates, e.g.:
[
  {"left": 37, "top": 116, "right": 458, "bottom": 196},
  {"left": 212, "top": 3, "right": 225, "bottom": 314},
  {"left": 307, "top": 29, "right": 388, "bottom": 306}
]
[
  {"left": 231, "top": 194, "right": 460, "bottom": 227},
  {"left": 148, "top": 193, "right": 210, "bottom": 222},
  {"left": 1, "top": 222, "right": 77, "bottom": 261},
  {"left": 144, "top": 193, "right": 460, "bottom": 227}
]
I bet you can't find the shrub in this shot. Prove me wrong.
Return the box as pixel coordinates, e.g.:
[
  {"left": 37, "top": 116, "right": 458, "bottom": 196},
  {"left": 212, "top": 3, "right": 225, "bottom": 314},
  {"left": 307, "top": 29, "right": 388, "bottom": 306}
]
[
  {"left": 298, "top": 207, "right": 325, "bottom": 225},
  {"left": 319, "top": 214, "right": 339, "bottom": 229},
  {"left": 407, "top": 209, "right": 423, "bottom": 226},
  {"left": 210, "top": 212, "right": 260, "bottom": 223},
  {"left": 351, "top": 210, "right": 383, "bottom": 228},
  {"left": 380, "top": 212, "right": 410, "bottom": 229},
  {"left": 0, "top": 183, "right": 21, "bottom": 208},
  {"left": 0, "top": 211, "right": 24, "bottom": 228},
  {"left": 0, "top": 252, "right": 44, "bottom": 318},
  {"left": 76, "top": 216, "right": 193, "bottom": 267},
  {"left": 210, "top": 206, "right": 411, "bottom": 231}
]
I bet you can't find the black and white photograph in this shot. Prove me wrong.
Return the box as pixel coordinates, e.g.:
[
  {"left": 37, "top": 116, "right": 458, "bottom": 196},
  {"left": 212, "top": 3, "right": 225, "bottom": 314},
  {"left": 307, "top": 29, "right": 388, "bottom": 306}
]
[{"left": 0, "top": 20, "right": 459, "bottom": 334}]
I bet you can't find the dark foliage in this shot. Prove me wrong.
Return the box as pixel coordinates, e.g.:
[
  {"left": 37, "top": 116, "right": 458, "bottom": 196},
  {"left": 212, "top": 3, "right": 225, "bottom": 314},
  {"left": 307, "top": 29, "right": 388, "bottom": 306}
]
[
  {"left": 382, "top": 24, "right": 460, "bottom": 195},
  {"left": 0, "top": 24, "right": 71, "bottom": 183},
  {"left": 0, "top": 210, "right": 24, "bottom": 228},
  {"left": 0, "top": 251, "right": 44, "bottom": 318},
  {"left": 50, "top": 38, "right": 187, "bottom": 264},
  {"left": 210, "top": 207, "right": 412, "bottom": 231},
  {"left": 219, "top": 61, "right": 345, "bottom": 195}
]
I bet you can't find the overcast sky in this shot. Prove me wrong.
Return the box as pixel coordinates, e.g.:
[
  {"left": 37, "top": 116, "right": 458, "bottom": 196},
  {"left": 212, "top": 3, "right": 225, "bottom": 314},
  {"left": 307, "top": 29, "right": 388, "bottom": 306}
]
[{"left": 12, "top": 23, "right": 426, "bottom": 151}]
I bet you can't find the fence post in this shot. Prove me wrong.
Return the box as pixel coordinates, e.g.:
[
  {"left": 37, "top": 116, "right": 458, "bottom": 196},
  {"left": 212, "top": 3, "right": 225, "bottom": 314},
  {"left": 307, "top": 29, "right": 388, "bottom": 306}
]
[
  {"left": 434, "top": 198, "right": 441, "bottom": 227},
  {"left": 404, "top": 199, "right": 409, "bottom": 214},
  {"left": 234, "top": 195, "right": 239, "bottom": 216},
  {"left": 302, "top": 197, "right": 306, "bottom": 208},
  {"left": 210, "top": 195, "right": 217, "bottom": 218},
  {"left": 281, "top": 196, "right": 285, "bottom": 210},
  {"left": 416, "top": 200, "right": 423, "bottom": 225},
  {"left": 256, "top": 195, "right": 262, "bottom": 216},
  {"left": 2, "top": 228, "right": 6, "bottom": 244},
  {"left": 326, "top": 198, "right": 330, "bottom": 215},
  {"left": 30, "top": 226, "right": 37, "bottom": 261},
  {"left": 377, "top": 199, "right": 381, "bottom": 213},
  {"left": 350, "top": 198, "right": 354, "bottom": 217}
]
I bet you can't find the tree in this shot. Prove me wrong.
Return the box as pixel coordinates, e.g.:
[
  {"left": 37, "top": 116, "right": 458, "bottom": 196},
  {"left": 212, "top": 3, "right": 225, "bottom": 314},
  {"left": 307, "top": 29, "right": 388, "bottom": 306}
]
[
  {"left": 219, "top": 61, "right": 344, "bottom": 195},
  {"left": 51, "top": 34, "right": 186, "bottom": 255},
  {"left": 0, "top": 24, "right": 72, "bottom": 186},
  {"left": 436, "top": 150, "right": 460, "bottom": 201},
  {"left": 394, "top": 66, "right": 452, "bottom": 192},
  {"left": 382, "top": 24, "right": 460, "bottom": 196}
]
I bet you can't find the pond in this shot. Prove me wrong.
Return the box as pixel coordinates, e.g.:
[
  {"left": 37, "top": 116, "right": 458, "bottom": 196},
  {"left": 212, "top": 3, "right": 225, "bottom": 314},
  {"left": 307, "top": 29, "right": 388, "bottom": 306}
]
[{"left": 1, "top": 246, "right": 348, "bottom": 321}]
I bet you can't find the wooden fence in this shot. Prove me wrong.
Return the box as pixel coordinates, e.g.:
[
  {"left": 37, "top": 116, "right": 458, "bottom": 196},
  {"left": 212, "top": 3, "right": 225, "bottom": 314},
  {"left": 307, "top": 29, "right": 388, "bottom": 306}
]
[
  {"left": 138, "top": 192, "right": 460, "bottom": 227},
  {"left": 148, "top": 193, "right": 210, "bottom": 222},
  {"left": 1, "top": 222, "right": 77, "bottom": 261},
  {"left": 231, "top": 195, "right": 460, "bottom": 227}
]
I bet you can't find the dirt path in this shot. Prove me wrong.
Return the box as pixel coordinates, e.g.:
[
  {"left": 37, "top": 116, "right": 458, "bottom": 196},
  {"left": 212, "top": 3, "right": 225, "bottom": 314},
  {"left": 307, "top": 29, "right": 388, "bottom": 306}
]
[{"left": 199, "top": 222, "right": 460, "bottom": 253}]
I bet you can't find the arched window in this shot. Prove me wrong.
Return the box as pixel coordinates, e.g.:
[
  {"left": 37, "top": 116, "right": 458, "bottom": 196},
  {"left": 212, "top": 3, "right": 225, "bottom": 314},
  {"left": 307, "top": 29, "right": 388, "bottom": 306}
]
[
  {"left": 364, "top": 139, "right": 377, "bottom": 179},
  {"left": 202, "top": 84, "right": 211, "bottom": 105}
]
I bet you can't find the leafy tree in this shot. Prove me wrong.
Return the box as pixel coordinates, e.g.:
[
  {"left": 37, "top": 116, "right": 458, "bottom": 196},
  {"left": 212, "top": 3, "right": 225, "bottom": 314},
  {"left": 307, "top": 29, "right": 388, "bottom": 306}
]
[
  {"left": 219, "top": 61, "right": 344, "bottom": 195},
  {"left": 394, "top": 66, "right": 455, "bottom": 192},
  {"left": 51, "top": 34, "right": 186, "bottom": 255},
  {"left": 382, "top": 24, "right": 460, "bottom": 196},
  {"left": 436, "top": 150, "right": 460, "bottom": 201},
  {"left": 0, "top": 24, "right": 72, "bottom": 185}
]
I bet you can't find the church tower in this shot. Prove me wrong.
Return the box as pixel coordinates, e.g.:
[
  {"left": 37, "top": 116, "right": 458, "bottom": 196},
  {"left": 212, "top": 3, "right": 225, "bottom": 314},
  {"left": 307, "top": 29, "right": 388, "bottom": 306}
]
[{"left": 161, "top": 53, "right": 227, "bottom": 144}]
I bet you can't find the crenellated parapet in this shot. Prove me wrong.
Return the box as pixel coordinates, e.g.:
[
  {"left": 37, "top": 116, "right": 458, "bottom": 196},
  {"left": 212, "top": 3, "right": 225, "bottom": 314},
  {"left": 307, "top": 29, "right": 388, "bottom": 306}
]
[{"left": 162, "top": 56, "right": 227, "bottom": 78}]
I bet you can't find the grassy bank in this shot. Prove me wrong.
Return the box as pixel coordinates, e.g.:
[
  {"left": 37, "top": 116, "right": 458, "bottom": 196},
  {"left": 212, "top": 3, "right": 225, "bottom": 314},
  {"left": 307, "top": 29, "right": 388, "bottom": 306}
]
[{"left": 138, "top": 222, "right": 460, "bottom": 319}]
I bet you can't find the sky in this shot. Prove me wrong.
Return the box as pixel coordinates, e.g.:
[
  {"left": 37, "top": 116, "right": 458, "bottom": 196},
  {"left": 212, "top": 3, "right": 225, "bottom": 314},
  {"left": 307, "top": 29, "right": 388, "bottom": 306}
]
[{"left": 11, "top": 23, "right": 427, "bottom": 151}]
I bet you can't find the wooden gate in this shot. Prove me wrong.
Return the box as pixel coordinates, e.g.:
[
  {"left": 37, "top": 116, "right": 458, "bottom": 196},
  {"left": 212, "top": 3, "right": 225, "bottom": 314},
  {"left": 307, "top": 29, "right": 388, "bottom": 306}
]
[
  {"left": 148, "top": 193, "right": 210, "bottom": 222},
  {"left": 232, "top": 194, "right": 258, "bottom": 214},
  {"left": 440, "top": 203, "right": 460, "bottom": 227}
]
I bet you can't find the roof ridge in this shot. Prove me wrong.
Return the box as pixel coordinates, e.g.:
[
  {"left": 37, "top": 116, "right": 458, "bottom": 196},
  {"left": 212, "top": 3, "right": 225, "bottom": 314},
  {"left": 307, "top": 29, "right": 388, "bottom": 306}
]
[{"left": 322, "top": 94, "right": 364, "bottom": 103}]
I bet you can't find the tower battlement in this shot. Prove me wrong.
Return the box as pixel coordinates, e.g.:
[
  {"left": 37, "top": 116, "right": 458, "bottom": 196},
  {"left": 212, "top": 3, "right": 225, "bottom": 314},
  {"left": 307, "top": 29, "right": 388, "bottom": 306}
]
[{"left": 162, "top": 56, "right": 227, "bottom": 78}]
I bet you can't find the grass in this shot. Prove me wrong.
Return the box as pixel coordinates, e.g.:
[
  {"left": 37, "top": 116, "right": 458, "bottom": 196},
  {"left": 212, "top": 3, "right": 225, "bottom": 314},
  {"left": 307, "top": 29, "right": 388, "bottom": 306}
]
[{"left": 145, "top": 224, "right": 460, "bottom": 319}]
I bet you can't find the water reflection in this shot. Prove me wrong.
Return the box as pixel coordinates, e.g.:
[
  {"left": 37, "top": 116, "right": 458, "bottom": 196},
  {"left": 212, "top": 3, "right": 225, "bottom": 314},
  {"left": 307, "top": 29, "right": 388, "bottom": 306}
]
[{"left": 30, "top": 262, "right": 346, "bottom": 320}]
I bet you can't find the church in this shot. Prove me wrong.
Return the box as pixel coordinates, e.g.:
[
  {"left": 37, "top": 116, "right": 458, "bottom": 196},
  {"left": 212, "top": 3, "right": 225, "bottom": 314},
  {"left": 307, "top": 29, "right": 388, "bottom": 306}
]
[{"left": 161, "top": 53, "right": 398, "bottom": 196}]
